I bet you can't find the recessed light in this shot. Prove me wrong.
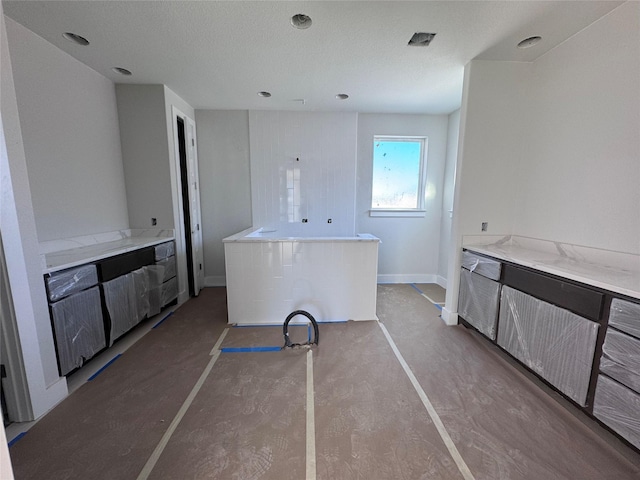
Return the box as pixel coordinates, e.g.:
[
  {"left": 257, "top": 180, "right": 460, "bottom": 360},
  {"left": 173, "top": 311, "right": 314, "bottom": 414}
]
[
  {"left": 408, "top": 32, "right": 436, "bottom": 47},
  {"left": 257, "top": 91, "right": 272, "bottom": 98},
  {"left": 335, "top": 94, "right": 349, "bottom": 100},
  {"left": 517, "top": 36, "right": 542, "bottom": 49},
  {"left": 62, "top": 32, "right": 89, "bottom": 46},
  {"left": 112, "top": 67, "right": 132, "bottom": 76},
  {"left": 291, "top": 14, "right": 312, "bottom": 29}
]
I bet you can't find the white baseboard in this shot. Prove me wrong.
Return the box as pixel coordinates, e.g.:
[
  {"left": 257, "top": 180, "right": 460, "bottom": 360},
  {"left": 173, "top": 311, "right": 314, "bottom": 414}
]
[
  {"left": 436, "top": 275, "right": 447, "bottom": 289},
  {"left": 441, "top": 307, "right": 458, "bottom": 326},
  {"left": 377, "top": 274, "right": 438, "bottom": 284},
  {"left": 204, "top": 276, "right": 226, "bottom": 287}
]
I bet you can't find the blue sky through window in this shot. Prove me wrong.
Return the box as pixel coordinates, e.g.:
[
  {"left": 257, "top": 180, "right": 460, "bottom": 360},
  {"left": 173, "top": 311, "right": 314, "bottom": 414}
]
[{"left": 372, "top": 139, "right": 423, "bottom": 209}]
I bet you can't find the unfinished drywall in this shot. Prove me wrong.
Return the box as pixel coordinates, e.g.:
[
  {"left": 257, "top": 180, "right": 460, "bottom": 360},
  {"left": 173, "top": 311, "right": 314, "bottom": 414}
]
[
  {"left": 5, "top": 16, "right": 129, "bottom": 242},
  {"left": 357, "top": 113, "right": 448, "bottom": 283},
  {"left": 195, "top": 110, "right": 252, "bottom": 287}
]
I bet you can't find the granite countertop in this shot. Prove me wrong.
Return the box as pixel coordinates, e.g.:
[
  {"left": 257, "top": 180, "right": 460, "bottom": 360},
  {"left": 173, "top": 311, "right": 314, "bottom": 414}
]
[
  {"left": 463, "top": 236, "right": 640, "bottom": 300},
  {"left": 41, "top": 230, "right": 175, "bottom": 274}
]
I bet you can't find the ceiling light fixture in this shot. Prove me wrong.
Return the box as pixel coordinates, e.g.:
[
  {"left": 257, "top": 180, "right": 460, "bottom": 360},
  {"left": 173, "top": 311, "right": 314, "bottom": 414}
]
[
  {"left": 62, "top": 32, "right": 89, "bottom": 46},
  {"left": 112, "top": 67, "right": 132, "bottom": 76},
  {"left": 291, "top": 14, "right": 312, "bottom": 29},
  {"left": 408, "top": 32, "right": 436, "bottom": 47},
  {"left": 335, "top": 94, "right": 349, "bottom": 100},
  {"left": 257, "top": 91, "right": 272, "bottom": 98},
  {"left": 517, "top": 36, "right": 542, "bottom": 49}
]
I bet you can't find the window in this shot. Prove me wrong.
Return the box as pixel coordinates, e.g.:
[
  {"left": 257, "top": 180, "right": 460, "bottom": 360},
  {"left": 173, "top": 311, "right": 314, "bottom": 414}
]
[{"left": 370, "top": 136, "right": 427, "bottom": 217}]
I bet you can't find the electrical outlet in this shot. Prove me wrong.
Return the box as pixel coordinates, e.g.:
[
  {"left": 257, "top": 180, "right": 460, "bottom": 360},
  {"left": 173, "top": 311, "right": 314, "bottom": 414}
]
[
  {"left": 481, "top": 222, "right": 488, "bottom": 232},
  {"left": 302, "top": 218, "right": 308, "bottom": 223},
  {"left": 151, "top": 217, "right": 157, "bottom": 226}
]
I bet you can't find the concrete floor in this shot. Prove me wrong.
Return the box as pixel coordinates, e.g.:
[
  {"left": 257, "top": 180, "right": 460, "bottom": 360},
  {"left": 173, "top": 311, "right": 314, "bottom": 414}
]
[{"left": 6, "top": 285, "right": 640, "bottom": 479}]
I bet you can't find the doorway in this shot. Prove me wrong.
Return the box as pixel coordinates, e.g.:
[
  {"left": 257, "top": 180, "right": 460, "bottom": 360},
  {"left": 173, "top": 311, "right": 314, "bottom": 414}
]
[{"left": 176, "top": 117, "right": 195, "bottom": 297}]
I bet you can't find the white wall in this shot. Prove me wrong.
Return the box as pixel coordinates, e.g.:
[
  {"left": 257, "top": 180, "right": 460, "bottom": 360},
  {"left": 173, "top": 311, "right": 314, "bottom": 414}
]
[
  {"left": 249, "top": 111, "right": 358, "bottom": 237},
  {"left": 116, "top": 85, "right": 173, "bottom": 229},
  {"left": 5, "top": 16, "right": 129, "bottom": 242},
  {"left": 195, "top": 110, "right": 252, "bottom": 286},
  {"left": 437, "top": 109, "right": 460, "bottom": 285},
  {"left": 444, "top": 1, "right": 639, "bottom": 324},
  {"left": 1, "top": 11, "right": 67, "bottom": 421},
  {"left": 356, "top": 113, "right": 449, "bottom": 283},
  {"left": 514, "top": 1, "right": 640, "bottom": 254}
]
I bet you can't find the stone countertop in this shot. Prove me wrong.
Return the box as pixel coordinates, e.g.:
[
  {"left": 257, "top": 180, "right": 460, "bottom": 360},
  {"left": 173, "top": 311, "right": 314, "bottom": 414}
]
[
  {"left": 223, "top": 227, "right": 381, "bottom": 243},
  {"left": 463, "top": 236, "right": 640, "bottom": 300},
  {"left": 41, "top": 230, "right": 175, "bottom": 274}
]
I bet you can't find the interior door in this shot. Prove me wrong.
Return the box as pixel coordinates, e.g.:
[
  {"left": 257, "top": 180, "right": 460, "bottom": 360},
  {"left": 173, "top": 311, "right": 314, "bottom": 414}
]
[{"left": 185, "top": 117, "right": 204, "bottom": 295}]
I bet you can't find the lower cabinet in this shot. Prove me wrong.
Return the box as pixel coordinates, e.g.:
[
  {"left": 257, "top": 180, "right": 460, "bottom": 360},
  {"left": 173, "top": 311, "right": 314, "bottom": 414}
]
[
  {"left": 458, "top": 248, "right": 640, "bottom": 452},
  {"left": 497, "top": 286, "right": 599, "bottom": 406},
  {"left": 593, "top": 375, "right": 640, "bottom": 449},
  {"left": 46, "top": 240, "right": 177, "bottom": 376},
  {"left": 458, "top": 268, "right": 500, "bottom": 340},
  {"left": 50, "top": 286, "right": 106, "bottom": 376}
]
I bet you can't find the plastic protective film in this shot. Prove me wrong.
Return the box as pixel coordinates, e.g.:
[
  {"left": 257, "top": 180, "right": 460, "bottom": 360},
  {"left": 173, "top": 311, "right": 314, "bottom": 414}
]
[
  {"left": 461, "top": 250, "right": 501, "bottom": 281},
  {"left": 46, "top": 264, "right": 99, "bottom": 302},
  {"left": 103, "top": 273, "right": 139, "bottom": 345},
  {"left": 599, "top": 328, "right": 640, "bottom": 394},
  {"left": 50, "top": 286, "right": 106, "bottom": 375},
  {"left": 593, "top": 374, "right": 640, "bottom": 450},
  {"left": 154, "top": 241, "right": 175, "bottom": 261},
  {"left": 608, "top": 298, "right": 640, "bottom": 339},
  {"left": 497, "top": 286, "right": 599, "bottom": 406},
  {"left": 458, "top": 268, "right": 500, "bottom": 340}
]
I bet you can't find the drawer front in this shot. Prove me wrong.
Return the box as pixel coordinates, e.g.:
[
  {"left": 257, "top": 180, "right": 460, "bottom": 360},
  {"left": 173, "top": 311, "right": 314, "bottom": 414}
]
[
  {"left": 461, "top": 250, "right": 501, "bottom": 281},
  {"left": 154, "top": 241, "right": 175, "bottom": 261},
  {"left": 502, "top": 264, "right": 604, "bottom": 321},
  {"left": 157, "top": 256, "right": 177, "bottom": 282},
  {"left": 593, "top": 375, "right": 640, "bottom": 450},
  {"left": 458, "top": 268, "right": 501, "bottom": 340},
  {"left": 46, "top": 264, "right": 98, "bottom": 302},
  {"left": 97, "top": 247, "right": 155, "bottom": 282},
  {"left": 608, "top": 298, "right": 640, "bottom": 340},
  {"left": 497, "top": 286, "right": 599, "bottom": 406},
  {"left": 600, "top": 328, "right": 640, "bottom": 394}
]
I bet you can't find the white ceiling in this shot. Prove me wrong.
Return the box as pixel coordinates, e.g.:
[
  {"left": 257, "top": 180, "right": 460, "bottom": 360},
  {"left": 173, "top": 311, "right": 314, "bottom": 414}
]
[{"left": 3, "top": 1, "right": 622, "bottom": 114}]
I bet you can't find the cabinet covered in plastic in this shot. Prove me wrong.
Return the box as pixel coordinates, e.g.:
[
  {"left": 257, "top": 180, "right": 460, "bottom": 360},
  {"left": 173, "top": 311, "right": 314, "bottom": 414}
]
[
  {"left": 458, "top": 268, "right": 501, "bottom": 340},
  {"left": 593, "top": 374, "right": 640, "bottom": 449},
  {"left": 50, "top": 286, "right": 106, "bottom": 375},
  {"left": 497, "top": 285, "right": 599, "bottom": 406}
]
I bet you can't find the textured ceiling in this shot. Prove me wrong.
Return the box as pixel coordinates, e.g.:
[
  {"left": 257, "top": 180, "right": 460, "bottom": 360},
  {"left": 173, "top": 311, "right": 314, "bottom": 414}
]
[{"left": 3, "top": 1, "right": 622, "bottom": 114}]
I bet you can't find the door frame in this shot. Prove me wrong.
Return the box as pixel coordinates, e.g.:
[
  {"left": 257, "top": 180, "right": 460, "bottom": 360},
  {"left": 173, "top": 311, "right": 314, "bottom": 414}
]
[{"left": 172, "top": 107, "right": 203, "bottom": 296}]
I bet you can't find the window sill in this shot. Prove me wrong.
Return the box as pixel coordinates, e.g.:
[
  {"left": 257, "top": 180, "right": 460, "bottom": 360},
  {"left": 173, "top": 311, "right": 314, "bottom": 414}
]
[{"left": 369, "top": 209, "right": 426, "bottom": 218}]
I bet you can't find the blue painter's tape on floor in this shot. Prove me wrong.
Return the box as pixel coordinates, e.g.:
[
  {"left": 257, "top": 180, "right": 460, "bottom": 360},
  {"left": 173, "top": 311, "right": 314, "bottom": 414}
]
[
  {"left": 410, "top": 283, "right": 424, "bottom": 294},
  {"left": 87, "top": 354, "right": 122, "bottom": 381},
  {"left": 152, "top": 311, "right": 174, "bottom": 329},
  {"left": 434, "top": 303, "right": 443, "bottom": 311},
  {"left": 221, "top": 346, "right": 282, "bottom": 353},
  {"left": 8, "top": 432, "right": 27, "bottom": 447}
]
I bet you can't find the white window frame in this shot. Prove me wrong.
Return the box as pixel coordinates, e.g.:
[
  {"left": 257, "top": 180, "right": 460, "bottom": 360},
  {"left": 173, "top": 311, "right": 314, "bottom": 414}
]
[{"left": 369, "top": 135, "right": 428, "bottom": 217}]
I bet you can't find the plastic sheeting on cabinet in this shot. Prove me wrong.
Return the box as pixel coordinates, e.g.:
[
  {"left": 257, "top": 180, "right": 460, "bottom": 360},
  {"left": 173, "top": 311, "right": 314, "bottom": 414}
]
[
  {"left": 50, "top": 286, "right": 106, "bottom": 375},
  {"left": 608, "top": 298, "right": 640, "bottom": 340},
  {"left": 600, "top": 328, "right": 640, "bottom": 394},
  {"left": 46, "top": 264, "right": 98, "bottom": 302},
  {"left": 461, "top": 250, "right": 501, "bottom": 281},
  {"left": 458, "top": 268, "right": 501, "bottom": 340},
  {"left": 497, "top": 286, "right": 599, "bottom": 406},
  {"left": 157, "top": 256, "right": 176, "bottom": 282},
  {"left": 154, "top": 241, "right": 175, "bottom": 261},
  {"left": 593, "top": 374, "right": 640, "bottom": 450},
  {"left": 103, "top": 273, "right": 139, "bottom": 345}
]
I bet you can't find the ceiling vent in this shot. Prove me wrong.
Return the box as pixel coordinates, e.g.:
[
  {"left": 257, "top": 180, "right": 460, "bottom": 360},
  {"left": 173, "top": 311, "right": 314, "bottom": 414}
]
[
  {"left": 408, "top": 32, "right": 436, "bottom": 47},
  {"left": 291, "top": 14, "right": 312, "bottom": 29}
]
